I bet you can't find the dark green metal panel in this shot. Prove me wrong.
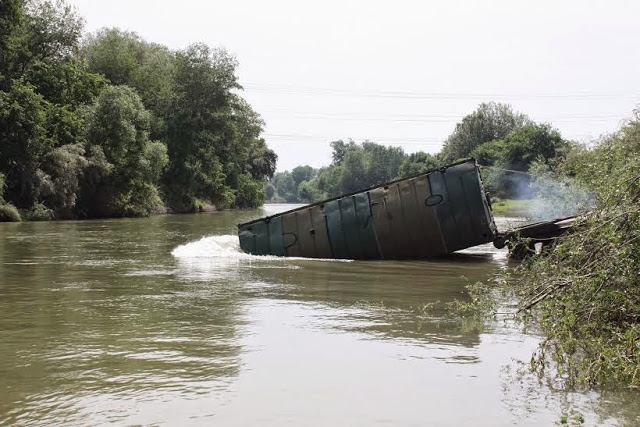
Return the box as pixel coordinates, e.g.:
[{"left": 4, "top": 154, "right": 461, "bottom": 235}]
[
  {"left": 309, "top": 204, "right": 333, "bottom": 258},
  {"left": 238, "top": 226, "right": 255, "bottom": 254},
  {"left": 386, "top": 183, "right": 417, "bottom": 258},
  {"left": 428, "top": 171, "right": 457, "bottom": 253},
  {"left": 375, "top": 183, "right": 414, "bottom": 259},
  {"left": 459, "top": 167, "right": 495, "bottom": 244},
  {"left": 333, "top": 194, "right": 381, "bottom": 260},
  {"left": 412, "top": 175, "right": 447, "bottom": 256},
  {"left": 281, "top": 212, "right": 301, "bottom": 257},
  {"left": 238, "top": 217, "right": 284, "bottom": 256},
  {"left": 353, "top": 193, "right": 380, "bottom": 259},
  {"left": 271, "top": 205, "right": 337, "bottom": 259},
  {"left": 238, "top": 220, "right": 270, "bottom": 255},
  {"left": 267, "top": 216, "right": 285, "bottom": 256},
  {"left": 294, "top": 209, "right": 315, "bottom": 257},
  {"left": 397, "top": 179, "right": 430, "bottom": 258},
  {"left": 443, "top": 165, "right": 475, "bottom": 252},
  {"left": 369, "top": 187, "right": 395, "bottom": 259},
  {"left": 324, "top": 199, "right": 350, "bottom": 259},
  {"left": 337, "top": 197, "right": 360, "bottom": 258}
]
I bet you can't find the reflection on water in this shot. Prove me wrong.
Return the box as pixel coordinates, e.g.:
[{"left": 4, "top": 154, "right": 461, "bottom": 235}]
[{"left": 0, "top": 205, "right": 638, "bottom": 425}]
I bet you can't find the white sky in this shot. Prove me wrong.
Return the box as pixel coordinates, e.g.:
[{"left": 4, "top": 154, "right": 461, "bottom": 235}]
[{"left": 70, "top": 0, "right": 640, "bottom": 171}]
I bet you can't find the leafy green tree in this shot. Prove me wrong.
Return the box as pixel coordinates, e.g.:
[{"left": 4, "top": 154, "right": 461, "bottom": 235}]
[
  {"left": 361, "top": 142, "right": 405, "bottom": 184},
  {"left": 80, "top": 85, "right": 167, "bottom": 217},
  {"left": 0, "top": 0, "right": 103, "bottom": 217},
  {"left": 297, "top": 180, "right": 322, "bottom": 203},
  {"left": 330, "top": 139, "right": 354, "bottom": 164},
  {"left": 472, "top": 123, "right": 568, "bottom": 198},
  {"left": 274, "top": 172, "right": 297, "bottom": 202},
  {"left": 397, "top": 152, "right": 440, "bottom": 177},
  {"left": 440, "top": 102, "right": 529, "bottom": 164},
  {"left": 0, "top": 172, "right": 21, "bottom": 221},
  {"left": 264, "top": 183, "right": 276, "bottom": 200},
  {"left": 83, "top": 28, "right": 174, "bottom": 139},
  {"left": 515, "top": 109, "right": 640, "bottom": 388},
  {"left": 164, "top": 43, "right": 274, "bottom": 210},
  {"left": 291, "top": 165, "right": 316, "bottom": 185},
  {"left": 38, "top": 143, "right": 88, "bottom": 216},
  {"left": 0, "top": 0, "right": 276, "bottom": 219}
]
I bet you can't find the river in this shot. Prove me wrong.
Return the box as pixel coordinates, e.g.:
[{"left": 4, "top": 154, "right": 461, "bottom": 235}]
[{"left": 0, "top": 204, "right": 638, "bottom": 426}]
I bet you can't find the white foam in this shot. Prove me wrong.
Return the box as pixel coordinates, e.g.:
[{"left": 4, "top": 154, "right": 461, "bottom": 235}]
[
  {"left": 171, "top": 235, "right": 352, "bottom": 263},
  {"left": 171, "top": 235, "right": 249, "bottom": 259}
]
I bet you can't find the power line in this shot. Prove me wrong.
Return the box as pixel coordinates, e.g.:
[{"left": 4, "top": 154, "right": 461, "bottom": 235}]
[
  {"left": 242, "top": 82, "right": 640, "bottom": 101},
  {"left": 257, "top": 109, "right": 622, "bottom": 120},
  {"left": 260, "top": 113, "right": 619, "bottom": 124},
  {"left": 262, "top": 133, "right": 599, "bottom": 145}
]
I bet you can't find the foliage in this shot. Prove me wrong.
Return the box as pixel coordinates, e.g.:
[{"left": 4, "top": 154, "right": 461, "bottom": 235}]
[
  {"left": 440, "top": 102, "right": 529, "bottom": 164},
  {"left": 82, "top": 27, "right": 174, "bottom": 139},
  {"left": 313, "top": 141, "right": 406, "bottom": 199},
  {"left": 0, "top": 0, "right": 275, "bottom": 219},
  {"left": 0, "top": 172, "right": 20, "bottom": 221},
  {"left": 80, "top": 85, "right": 166, "bottom": 217},
  {"left": 0, "top": 203, "right": 21, "bottom": 221},
  {"left": 473, "top": 123, "right": 570, "bottom": 199},
  {"left": 397, "top": 151, "right": 440, "bottom": 177},
  {"left": 21, "top": 202, "right": 54, "bottom": 221},
  {"left": 268, "top": 165, "right": 318, "bottom": 202},
  {"left": 164, "top": 43, "right": 275, "bottom": 211},
  {"left": 515, "top": 112, "right": 640, "bottom": 389}
]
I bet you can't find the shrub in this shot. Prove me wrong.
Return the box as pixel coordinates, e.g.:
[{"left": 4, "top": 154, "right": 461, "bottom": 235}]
[{"left": 0, "top": 203, "right": 21, "bottom": 222}]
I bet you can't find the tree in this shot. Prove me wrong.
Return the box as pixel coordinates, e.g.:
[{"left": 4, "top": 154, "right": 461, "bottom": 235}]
[
  {"left": 440, "top": 102, "right": 529, "bottom": 164},
  {"left": 291, "top": 165, "right": 316, "bottom": 185},
  {"left": 80, "top": 85, "right": 167, "bottom": 217},
  {"left": 164, "top": 43, "right": 274, "bottom": 211},
  {"left": 0, "top": 0, "right": 104, "bottom": 218},
  {"left": 264, "top": 183, "right": 276, "bottom": 200},
  {"left": 471, "top": 122, "right": 569, "bottom": 198},
  {"left": 83, "top": 28, "right": 174, "bottom": 139},
  {"left": 0, "top": 1, "right": 277, "bottom": 219},
  {"left": 397, "top": 152, "right": 440, "bottom": 177}
]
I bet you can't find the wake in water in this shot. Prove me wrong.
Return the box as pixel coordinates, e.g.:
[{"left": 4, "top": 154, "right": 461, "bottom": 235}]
[
  {"left": 171, "top": 235, "right": 351, "bottom": 281},
  {"left": 172, "top": 235, "right": 253, "bottom": 260},
  {"left": 171, "top": 235, "right": 352, "bottom": 262}
]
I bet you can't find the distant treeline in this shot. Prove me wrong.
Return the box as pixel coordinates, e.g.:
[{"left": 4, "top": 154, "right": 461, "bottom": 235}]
[
  {"left": 0, "top": 0, "right": 276, "bottom": 221},
  {"left": 268, "top": 102, "right": 572, "bottom": 203}
]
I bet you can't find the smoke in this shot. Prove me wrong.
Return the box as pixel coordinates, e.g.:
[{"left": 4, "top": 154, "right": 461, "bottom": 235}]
[
  {"left": 526, "top": 172, "right": 594, "bottom": 220},
  {"left": 482, "top": 165, "right": 594, "bottom": 220}
]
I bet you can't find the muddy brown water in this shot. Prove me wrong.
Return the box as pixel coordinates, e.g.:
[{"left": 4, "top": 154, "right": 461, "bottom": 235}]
[{"left": 1, "top": 204, "right": 638, "bottom": 426}]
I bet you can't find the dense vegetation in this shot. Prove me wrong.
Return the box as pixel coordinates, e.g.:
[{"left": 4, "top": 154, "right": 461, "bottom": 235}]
[
  {"left": 513, "top": 111, "right": 640, "bottom": 389},
  {"left": 0, "top": 0, "right": 275, "bottom": 221},
  {"left": 272, "top": 102, "right": 572, "bottom": 204},
  {"left": 267, "top": 141, "right": 439, "bottom": 203}
]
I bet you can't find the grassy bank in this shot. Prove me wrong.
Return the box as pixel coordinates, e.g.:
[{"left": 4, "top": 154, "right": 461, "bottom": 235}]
[{"left": 490, "top": 198, "right": 534, "bottom": 216}]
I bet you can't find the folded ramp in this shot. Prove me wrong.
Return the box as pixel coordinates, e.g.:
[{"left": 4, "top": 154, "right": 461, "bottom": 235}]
[{"left": 238, "top": 159, "right": 497, "bottom": 260}]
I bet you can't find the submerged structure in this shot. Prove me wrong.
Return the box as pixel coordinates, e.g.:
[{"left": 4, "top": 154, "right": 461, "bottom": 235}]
[{"left": 238, "top": 159, "right": 498, "bottom": 259}]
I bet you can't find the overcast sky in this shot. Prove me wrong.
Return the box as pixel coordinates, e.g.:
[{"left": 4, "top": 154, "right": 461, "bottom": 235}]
[{"left": 71, "top": 0, "right": 640, "bottom": 171}]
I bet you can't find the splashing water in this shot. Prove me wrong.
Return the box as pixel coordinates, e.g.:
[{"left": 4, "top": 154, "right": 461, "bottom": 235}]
[
  {"left": 171, "top": 235, "right": 253, "bottom": 260},
  {"left": 171, "top": 235, "right": 353, "bottom": 264}
]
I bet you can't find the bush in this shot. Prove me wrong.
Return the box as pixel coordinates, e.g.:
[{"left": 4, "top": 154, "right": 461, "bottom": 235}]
[
  {"left": 0, "top": 203, "right": 21, "bottom": 222},
  {"left": 22, "top": 203, "right": 55, "bottom": 221},
  {"left": 514, "top": 112, "right": 640, "bottom": 389}
]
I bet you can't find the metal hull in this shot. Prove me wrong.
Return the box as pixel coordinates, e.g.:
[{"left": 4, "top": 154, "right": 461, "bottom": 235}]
[{"left": 238, "top": 159, "right": 497, "bottom": 260}]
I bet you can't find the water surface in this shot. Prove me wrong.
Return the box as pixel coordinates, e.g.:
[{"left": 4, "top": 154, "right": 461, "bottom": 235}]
[{"left": 0, "top": 205, "right": 637, "bottom": 425}]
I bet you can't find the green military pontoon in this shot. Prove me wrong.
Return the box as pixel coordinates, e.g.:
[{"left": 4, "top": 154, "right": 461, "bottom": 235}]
[{"left": 237, "top": 159, "right": 497, "bottom": 260}]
